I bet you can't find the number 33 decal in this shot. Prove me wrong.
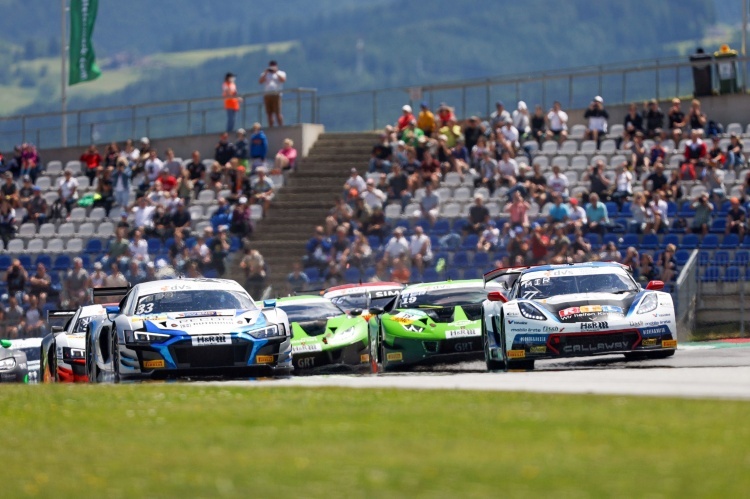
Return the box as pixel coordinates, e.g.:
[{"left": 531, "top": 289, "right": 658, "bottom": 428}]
[{"left": 136, "top": 303, "right": 154, "bottom": 315}]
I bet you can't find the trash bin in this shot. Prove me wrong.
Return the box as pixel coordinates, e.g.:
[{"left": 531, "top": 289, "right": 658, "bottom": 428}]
[
  {"left": 689, "top": 48, "right": 713, "bottom": 97},
  {"left": 714, "top": 44, "right": 739, "bottom": 95}
]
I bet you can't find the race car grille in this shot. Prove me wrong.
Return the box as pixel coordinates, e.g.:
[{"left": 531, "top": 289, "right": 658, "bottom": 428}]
[
  {"left": 554, "top": 331, "right": 640, "bottom": 355},
  {"left": 460, "top": 304, "right": 483, "bottom": 321},
  {"left": 171, "top": 345, "right": 250, "bottom": 368},
  {"left": 435, "top": 338, "right": 481, "bottom": 354},
  {"left": 424, "top": 307, "right": 455, "bottom": 323}
]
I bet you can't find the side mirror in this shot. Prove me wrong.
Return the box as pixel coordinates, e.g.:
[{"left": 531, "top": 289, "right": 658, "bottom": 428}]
[
  {"left": 51, "top": 326, "right": 64, "bottom": 334},
  {"left": 262, "top": 299, "right": 277, "bottom": 309},
  {"left": 0, "top": 339, "right": 11, "bottom": 348},
  {"left": 368, "top": 306, "right": 385, "bottom": 316},
  {"left": 487, "top": 291, "right": 508, "bottom": 303},
  {"left": 349, "top": 308, "right": 363, "bottom": 317},
  {"left": 645, "top": 280, "right": 664, "bottom": 291},
  {"left": 105, "top": 305, "right": 120, "bottom": 321}
]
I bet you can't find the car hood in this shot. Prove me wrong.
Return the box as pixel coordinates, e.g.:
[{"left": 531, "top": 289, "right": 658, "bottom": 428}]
[
  {"left": 383, "top": 306, "right": 481, "bottom": 338},
  {"left": 291, "top": 316, "right": 366, "bottom": 352},
  {"left": 135, "top": 309, "right": 266, "bottom": 334},
  {"left": 532, "top": 292, "right": 639, "bottom": 323}
]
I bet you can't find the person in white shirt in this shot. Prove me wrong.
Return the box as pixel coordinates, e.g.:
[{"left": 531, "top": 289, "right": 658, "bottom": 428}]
[
  {"left": 546, "top": 101, "right": 569, "bottom": 143},
  {"left": 647, "top": 191, "right": 669, "bottom": 233},
  {"left": 567, "top": 197, "right": 587, "bottom": 229},
  {"left": 409, "top": 225, "right": 433, "bottom": 274},
  {"left": 547, "top": 165, "right": 570, "bottom": 197},
  {"left": 144, "top": 149, "right": 164, "bottom": 184},
  {"left": 381, "top": 227, "right": 409, "bottom": 266},
  {"left": 497, "top": 119, "right": 520, "bottom": 155},
  {"left": 129, "top": 229, "right": 150, "bottom": 262},
  {"left": 477, "top": 221, "right": 501, "bottom": 252},
  {"left": 258, "top": 60, "right": 287, "bottom": 127},
  {"left": 497, "top": 149, "right": 519, "bottom": 187},
  {"left": 360, "top": 178, "right": 387, "bottom": 210},
  {"left": 343, "top": 168, "right": 367, "bottom": 202},
  {"left": 57, "top": 169, "right": 79, "bottom": 214},
  {"left": 132, "top": 197, "right": 156, "bottom": 231},
  {"left": 612, "top": 163, "right": 633, "bottom": 206},
  {"left": 489, "top": 101, "right": 511, "bottom": 130}
]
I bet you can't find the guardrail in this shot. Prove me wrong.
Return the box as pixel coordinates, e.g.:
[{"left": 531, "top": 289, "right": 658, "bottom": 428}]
[
  {"left": 675, "top": 249, "right": 699, "bottom": 341},
  {"left": 0, "top": 88, "right": 317, "bottom": 150}
]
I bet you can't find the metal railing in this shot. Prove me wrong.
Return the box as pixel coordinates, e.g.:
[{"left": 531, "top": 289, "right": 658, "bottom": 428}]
[
  {"left": 0, "top": 88, "right": 317, "bottom": 150},
  {"left": 674, "top": 249, "right": 699, "bottom": 341}
]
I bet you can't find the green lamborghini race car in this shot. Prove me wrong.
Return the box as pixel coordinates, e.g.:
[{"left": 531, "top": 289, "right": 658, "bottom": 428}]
[
  {"left": 276, "top": 295, "right": 372, "bottom": 373},
  {"left": 369, "top": 280, "right": 489, "bottom": 371}
]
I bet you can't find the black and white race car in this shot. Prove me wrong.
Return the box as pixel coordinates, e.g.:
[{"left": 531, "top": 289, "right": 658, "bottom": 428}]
[{"left": 482, "top": 262, "right": 677, "bottom": 370}]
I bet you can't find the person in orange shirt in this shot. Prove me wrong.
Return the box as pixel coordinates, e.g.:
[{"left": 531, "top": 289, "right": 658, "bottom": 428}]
[
  {"left": 416, "top": 102, "right": 436, "bottom": 137},
  {"left": 396, "top": 105, "right": 415, "bottom": 135},
  {"left": 222, "top": 72, "right": 241, "bottom": 133}
]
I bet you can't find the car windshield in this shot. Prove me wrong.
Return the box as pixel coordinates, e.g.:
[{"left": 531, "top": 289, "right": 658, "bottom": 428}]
[
  {"left": 73, "top": 315, "right": 97, "bottom": 334},
  {"left": 280, "top": 300, "right": 344, "bottom": 322},
  {"left": 329, "top": 293, "right": 368, "bottom": 312},
  {"left": 134, "top": 290, "right": 255, "bottom": 315},
  {"left": 398, "top": 286, "right": 486, "bottom": 308},
  {"left": 516, "top": 270, "right": 637, "bottom": 300}
]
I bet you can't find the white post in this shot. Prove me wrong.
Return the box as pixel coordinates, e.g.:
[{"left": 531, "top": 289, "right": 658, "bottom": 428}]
[{"left": 61, "top": 0, "right": 67, "bottom": 147}]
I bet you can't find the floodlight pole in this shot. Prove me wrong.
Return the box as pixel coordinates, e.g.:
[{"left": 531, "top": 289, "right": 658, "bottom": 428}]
[{"left": 61, "top": 0, "right": 68, "bottom": 147}]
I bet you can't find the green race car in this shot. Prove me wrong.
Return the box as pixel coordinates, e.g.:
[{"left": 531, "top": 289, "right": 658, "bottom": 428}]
[
  {"left": 369, "top": 280, "right": 487, "bottom": 371},
  {"left": 277, "top": 295, "right": 373, "bottom": 373}
]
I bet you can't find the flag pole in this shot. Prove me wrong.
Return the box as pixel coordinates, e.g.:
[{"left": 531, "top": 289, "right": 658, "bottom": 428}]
[{"left": 61, "top": 0, "right": 68, "bottom": 147}]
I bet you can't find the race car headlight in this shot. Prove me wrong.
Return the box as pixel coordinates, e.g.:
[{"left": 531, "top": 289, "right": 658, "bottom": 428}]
[
  {"left": 248, "top": 325, "right": 283, "bottom": 339},
  {"left": 403, "top": 324, "right": 424, "bottom": 333},
  {"left": 62, "top": 347, "right": 86, "bottom": 359},
  {"left": 637, "top": 294, "right": 658, "bottom": 315},
  {"left": 133, "top": 331, "right": 171, "bottom": 343},
  {"left": 519, "top": 302, "right": 546, "bottom": 321},
  {"left": 328, "top": 326, "right": 360, "bottom": 345},
  {"left": 0, "top": 357, "right": 16, "bottom": 371}
]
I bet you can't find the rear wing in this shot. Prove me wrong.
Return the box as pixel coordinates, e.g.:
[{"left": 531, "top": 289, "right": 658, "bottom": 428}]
[
  {"left": 92, "top": 286, "right": 130, "bottom": 300},
  {"left": 483, "top": 266, "right": 528, "bottom": 289},
  {"left": 46, "top": 309, "right": 77, "bottom": 325}
]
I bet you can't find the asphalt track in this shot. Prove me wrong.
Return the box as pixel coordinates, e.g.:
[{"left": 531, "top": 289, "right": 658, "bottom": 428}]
[{"left": 217, "top": 340, "right": 750, "bottom": 400}]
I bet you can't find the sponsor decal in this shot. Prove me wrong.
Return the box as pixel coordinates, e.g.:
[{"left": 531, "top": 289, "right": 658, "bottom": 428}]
[
  {"left": 159, "top": 284, "right": 191, "bottom": 292},
  {"left": 529, "top": 345, "right": 547, "bottom": 354},
  {"left": 256, "top": 355, "right": 274, "bottom": 364},
  {"left": 453, "top": 342, "right": 475, "bottom": 352},
  {"left": 560, "top": 307, "right": 580, "bottom": 318},
  {"left": 562, "top": 341, "right": 629, "bottom": 354},
  {"left": 507, "top": 320, "right": 528, "bottom": 325},
  {"left": 515, "top": 335, "right": 547, "bottom": 344},
  {"left": 506, "top": 311, "right": 520, "bottom": 317},
  {"left": 143, "top": 359, "right": 165, "bottom": 369},
  {"left": 386, "top": 352, "right": 403, "bottom": 362},
  {"left": 446, "top": 328, "right": 481, "bottom": 339},
  {"left": 372, "top": 290, "right": 399, "bottom": 298},
  {"left": 296, "top": 357, "right": 315, "bottom": 368},
  {"left": 360, "top": 353, "right": 370, "bottom": 363},
  {"left": 601, "top": 305, "right": 623, "bottom": 314},
  {"left": 580, "top": 321, "right": 609, "bottom": 331},
  {"left": 640, "top": 325, "right": 670, "bottom": 337},
  {"left": 543, "top": 326, "right": 561, "bottom": 332},
  {"left": 629, "top": 321, "right": 644, "bottom": 327},
  {"left": 642, "top": 338, "right": 658, "bottom": 347},
  {"left": 292, "top": 344, "right": 323, "bottom": 353},
  {"left": 191, "top": 334, "right": 231, "bottom": 347},
  {"left": 662, "top": 339, "right": 677, "bottom": 349},
  {"left": 176, "top": 311, "right": 221, "bottom": 318},
  {"left": 508, "top": 349, "right": 526, "bottom": 359}
]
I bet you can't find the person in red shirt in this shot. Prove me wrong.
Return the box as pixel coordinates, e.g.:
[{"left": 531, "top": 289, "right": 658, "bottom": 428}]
[
  {"left": 529, "top": 223, "right": 550, "bottom": 264},
  {"left": 223, "top": 72, "right": 241, "bottom": 133},
  {"left": 158, "top": 168, "right": 177, "bottom": 192},
  {"left": 437, "top": 103, "right": 456, "bottom": 127},
  {"left": 80, "top": 144, "right": 102, "bottom": 184},
  {"left": 418, "top": 150, "right": 441, "bottom": 187},
  {"left": 681, "top": 129, "right": 706, "bottom": 180},
  {"left": 396, "top": 105, "right": 415, "bottom": 134}
]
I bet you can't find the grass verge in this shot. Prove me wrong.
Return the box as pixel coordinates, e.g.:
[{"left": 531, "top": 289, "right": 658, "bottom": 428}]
[{"left": 2, "top": 385, "right": 749, "bottom": 498}]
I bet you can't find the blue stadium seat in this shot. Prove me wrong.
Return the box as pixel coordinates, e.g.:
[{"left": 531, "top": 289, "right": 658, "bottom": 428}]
[
  {"left": 461, "top": 234, "right": 479, "bottom": 250},
  {"left": 584, "top": 233, "right": 601, "bottom": 247},
  {"left": 663, "top": 234, "right": 680, "bottom": 247},
  {"left": 18, "top": 255, "right": 32, "bottom": 270},
  {"left": 203, "top": 269, "right": 219, "bottom": 279},
  {"left": 640, "top": 233, "right": 659, "bottom": 250},
  {"left": 85, "top": 238, "right": 103, "bottom": 255},
  {"left": 452, "top": 252, "right": 471, "bottom": 268},
  {"left": 666, "top": 201, "right": 678, "bottom": 217},
  {"left": 472, "top": 252, "right": 490, "bottom": 268},
  {"left": 432, "top": 251, "right": 450, "bottom": 265},
  {"left": 698, "top": 250, "right": 711, "bottom": 266},
  {"left": 304, "top": 267, "right": 321, "bottom": 281},
  {"left": 0, "top": 255, "right": 11, "bottom": 269},
  {"left": 394, "top": 220, "right": 410, "bottom": 232},
  {"left": 732, "top": 250, "right": 750, "bottom": 266},
  {"left": 415, "top": 218, "right": 432, "bottom": 232},
  {"left": 674, "top": 249, "right": 690, "bottom": 266},
  {"left": 344, "top": 267, "right": 361, "bottom": 283},
  {"left": 603, "top": 234, "right": 620, "bottom": 247},
  {"left": 718, "top": 200, "right": 731, "bottom": 216},
  {"left": 53, "top": 255, "right": 72, "bottom": 272},
  {"left": 725, "top": 266, "right": 741, "bottom": 282},
  {"left": 451, "top": 219, "right": 468, "bottom": 232},
  {"left": 446, "top": 268, "right": 463, "bottom": 280},
  {"left": 721, "top": 233, "right": 740, "bottom": 249},
  {"left": 678, "top": 203, "right": 696, "bottom": 218},
  {"left": 147, "top": 238, "right": 162, "bottom": 254},
  {"left": 713, "top": 250, "right": 730, "bottom": 266},
  {"left": 605, "top": 202, "right": 619, "bottom": 216},
  {"left": 367, "top": 235, "right": 382, "bottom": 249},
  {"left": 701, "top": 266, "right": 720, "bottom": 282},
  {"left": 620, "top": 202, "right": 632, "bottom": 217},
  {"left": 363, "top": 267, "right": 376, "bottom": 280},
  {"left": 710, "top": 219, "right": 726, "bottom": 233},
  {"left": 742, "top": 235, "right": 750, "bottom": 249},
  {"left": 611, "top": 220, "right": 626, "bottom": 233},
  {"left": 432, "top": 220, "right": 450, "bottom": 235},
  {"left": 681, "top": 234, "right": 699, "bottom": 249},
  {"left": 421, "top": 268, "right": 440, "bottom": 282},
  {"left": 229, "top": 237, "right": 241, "bottom": 252},
  {"left": 35, "top": 254, "right": 52, "bottom": 269},
  {"left": 622, "top": 234, "right": 639, "bottom": 248},
  {"left": 701, "top": 234, "right": 719, "bottom": 249}
]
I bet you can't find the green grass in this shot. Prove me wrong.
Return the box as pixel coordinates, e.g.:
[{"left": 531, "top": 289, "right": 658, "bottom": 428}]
[{"left": 1, "top": 385, "right": 749, "bottom": 498}]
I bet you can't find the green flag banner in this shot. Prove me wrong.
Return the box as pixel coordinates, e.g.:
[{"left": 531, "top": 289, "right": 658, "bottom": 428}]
[{"left": 69, "top": 0, "right": 101, "bottom": 86}]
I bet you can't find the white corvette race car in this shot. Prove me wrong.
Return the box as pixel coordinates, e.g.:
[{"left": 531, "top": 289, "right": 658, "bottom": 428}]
[{"left": 482, "top": 262, "right": 677, "bottom": 370}]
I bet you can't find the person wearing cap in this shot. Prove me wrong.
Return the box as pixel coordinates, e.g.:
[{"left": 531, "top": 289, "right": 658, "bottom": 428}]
[
  {"left": 689, "top": 192, "right": 713, "bottom": 236},
  {"left": 584, "top": 96, "right": 609, "bottom": 146},
  {"left": 18, "top": 175, "right": 33, "bottom": 207},
  {"left": 512, "top": 102, "right": 531, "bottom": 140},
  {"left": 436, "top": 102, "right": 455, "bottom": 128},
  {"left": 223, "top": 72, "right": 241, "bottom": 133},
  {"left": 343, "top": 168, "right": 367, "bottom": 202},
  {"left": 252, "top": 166, "right": 275, "bottom": 216},
  {"left": 0, "top": 171, "right": 18, "bottom": 209},
  {"left": 24, "top": 185, "right": 47, "bottom": 225},
  {"left": 726, "top": 197, "right": 746, "bottom": 239},
  {"left": 567, "top": 197, "right": 587, "bottom": 230},
  {"left": 89, "top": 261, "right": 107, "bottom": 289},
  {"left": 725, "top": 132, "right": 745, "bottom": 171},
  {"left": 545, "top": 101, "right": 569, "bottom": 144},
  {"left": 417, "top": 102, "right": 436, "bottom": 137},
  {"left": 259, "top": 60, "right": 287, "bottom": 126},
  {"left": 111, "top": 157, "right": 132, "bottom": 210},
  {"left": 361, "top": 177, "right": 387, "bottom": 211},
  {"left": 401, "top": 119, "right": 425, "bottom": 150},
  {"left": 249, "top": 122, "right": 268, "bottom": 164},
  {"left": 490, "top": 101, "right": 511, "bottom": 131},
  {"left": 396, "top": 104, "right": 415, "bottom": 134},
  {"left": 643, "top": 99, "right": 664, "bottom": 138},
  {"left": 622, "top": 102, "right": 644, "bottom": 145},
  {"left": 369, "top": 133, "right": 393, "bottom": 174}
]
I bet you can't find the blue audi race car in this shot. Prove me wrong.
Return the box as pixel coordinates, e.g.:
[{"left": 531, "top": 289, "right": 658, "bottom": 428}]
[
  {"left": 88, "top": 278, "right": 292, "bottom": 381},
  {"left": 482, "top": 262, "right": 677, "bottom": 371}
]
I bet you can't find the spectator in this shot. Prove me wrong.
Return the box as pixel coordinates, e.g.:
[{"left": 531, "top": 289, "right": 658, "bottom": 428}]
[
  {"left": 643, "top": 99, "right": 664, "bottom": 138},
  {"left": 343, "top": 168, "right": 367, "bottom": 203},
  {"left": 643, "top": 162, "right": 667, "bottom": 194},
  {"left": 348, "top": 230, "right": 373, "bottom": 273},
  {"left": 465, "top": 193, "right": 490, "bottom": 235},
  {"left": 1, "top": 171, "right": 18, "bottom": 208},
  {"left": 547, "top": 193, "right": 570, "bottom": 225},
  {"left": 104, "top": 262, "right": 128, "bottom": 288},
  {"left": 470, "top": 135, "right": 490, "bottom": 168},
  {"left": 529, "top": 223, "right": 550, "bottom": 264},
  {"left": 185, "top": 261, "right": 203, "bottom": 279},
  {"left": 438, "top": 119, "right": 462, "bottom": 149},
  {"left": 690, "top": 193, "right": 713, "bottom": 236},
  {"left": 21, "top": 294, "right": 45, "bottom": 338},
  {"left": 477, "top": 150, "right": 498, "bottom": 194},
  {"left": 417, "top": 150, "right": 440, "bottom": 187},
  {"left": 176, "top": 169, "right": 194, "bottom": 203},
  {"left": 214, "top": 132, "right": 235, "bottom": 166},
  {"left": 725, "top": 133, "right": 745, "bottom": 171},
  {"left": 132, "top": 196, "right": 156, "bottom": 232},
  {"left": 726, "top": 197, "right": 746, "bottom": 240},
  {"left": 274, "top": 138, "right": 297, "bottom": 172},
  {"left": 584, "top": 96, "right": 609, "bottom": 145},
  {"left": 89, "top": 261, "right": 107, "bottom": 288},
  {"left": 4, "top": 295, "right": 24, "bottom": 339},
  {"left": 657, "top": 244, "right": 678, "bottom": 283},
  {"left": 163, "top": 148, "right": 182, "bottom": 177},
  {"left": 451, "top": 137, "right": 470, "bottom": 174},
  {"left": 390, "top": 257, "right": 411, "bottom": 285},
  {"left": 129, "top": 228, "right": 150, "bottom": 262},
  {"left": 6, "top": 258, "right": 26, "bottom": 299},
  {"left": 112, "top": 157, "right": 132, "bottom": 209},
  {"left": 121, "top": 139, "right": 140, "bottom": 167},
  {"left": 222, "top": 72, "right": 241, "bottom": 133},
  {"left": 416, "top": 102, "right": 436, "bottom": 137},
  {"left": 504, "top": 190, "right": 530, "bottom": 230},
  {"left": 259, "top": 60, "right": 286, "bottom": 127},
  {"left": 621, "top": 246, "right": 639, "bottom": 270},
  {"left": 24, "top": 186, "right": 47, "bottom": 225},
  {"left": 630, "top": 131, "right": 649, "bottom": 176},
  {"left": 585, "top": 192, "right": 609, "bottom": 235},
  {"left": 126, "top": 260, "right": 146, "bottom": 285},
  {"left": 304, "top": 226, "right": 331, "bottom": 269},
  {"left": 567, "top": 197, "right": 587, "bottom": 230},
  {"left": 381, "top": 227, "right": 409, "bottom": 266},
  {"left": 507, "top": 226, "right": 530, "bottom": 264},
  {"left": 702, "top": 162, "right": 725, "bottom": 206},
  {"left": 190, "top": 234, "right": 212, "bottom": 271},
  {"left": 64, "top": 257, "right": 89, "bottom": 308},
  {"left": 512, "top": 101, "right": 531, "bottom": 140},
  {"left": 387, "top": 163, "right": 411, "bottom": 209},
  {"left": 249, "top": 122, "right": 268, "bottom": 165},
  {"left": 144, "top": 262, "right": 158, "bottom": 282},
  {"left": 207, "top": 161, "right": 224, "bottom": 193},
  {"left": 622, "top": 102, "right": 644, "bottom": 144},
  {"left": 360, "top": 178, "right": 387, "bottom": 211},
  {"left": 144, "top": 149, "right": 164, "bottom": 185},
  {"left": 103, "top": 141, "right": 120, "bottom": 168},
  {"left": 209, "top": 226, "right": 231, "bottom": 275},
  {"left": 18, "top": 175, "right": 33, "bottom": 208},
  {"left": 649, "top": 135, "right": 667, "bottom": 166},
  {"left": 687, "top": 98, "right": 707, "bottom": 131},
  {"left": 325, "top": 196, "right": 353, "bottom": 235},
  {"left": 667, "top": 169, "right": 684, "bottom": 202},
  {"left": 286, "top": 262, "right": 310, "bottom": 295},
  {"left": 0, "top": 198, "right": 16, "bottom": 246},
  {"left": 409, "top": 225, "right": 432, "bottom": 275},
  {"left": 252, "top": 166, "right": 275, "bottom": 216},
  {"left": 530, "top": 104, "right": 546, "bottom": 143},
  {"left": 496, "top": 118, "right": 520, "bottom": 156},
  {"left": 599, "top": 241, "right": 622, "bottom": 261},
  {"left": 414, "top": 182, "right": 439, "bottom": 225},
  {"left": 667, "top": 98, "right": 687, "bottom": 144},
  {"left": 708, "top": 136, "right": 725, "bottom": 169},
  {"left": 369, "top": 133, "right": 393, "bottom": 174},
  {"left": 80, "top": 144, "right": 102, "bottom": 183},
  {"left": 647, "top": 191, "right": 669, "bottom": 233},
  {"left": 497, "top": 149, "right": 519, "bottom": 188},
  {"left": 462, "top": 116, "right": 483, "bottom": 153},
  {"left": 545, "top": 101, "right": 569, "bottom": 143},
  {"left": 477, "top": 221, "right": 501, "bottom": 253},
  {"left": 229, "top": 197, "right": 252, "bottom": 238},
  {"left": 396, "top": 105, "right": 416, "bottom": 134},
  {"left": 526, "top": 163, "right": 548, "bottom": 207},
  {"left": 436, "top": 102, "right": 456, "bottom": 127},
  {"left": 28, "top": 263, "right": 51, "bottom": 300},
  {"left": 490, "top": 101, "right": 511, "bottom": 130},
  {"left": 365, "top": 205, "right": 387, "bottom": 241},
  {"left": 548, "top": 164, "right": 570, "bottom": 199},
  {"left": 612, "top": 163, "right": 633, "bottom": 208},
  {"left": 185, "top": 150, "right": 206, "bottom": 192}
]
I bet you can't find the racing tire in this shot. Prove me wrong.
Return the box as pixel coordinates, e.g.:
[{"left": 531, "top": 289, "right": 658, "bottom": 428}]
[
  {"left": 624, "top": 349, "right": 676, "bottom": 361},
  {"left": 483, "top": 316, "right": 505, "bottom": 371},
  {"left": 51, "top": 342, "right": 59, "bottom": 382},
  {"left": 379, "top": 325, "right": 388, "bottom": 373},
  {"left": 111, "top": 328, "right": 121, "bottom": 384}
]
